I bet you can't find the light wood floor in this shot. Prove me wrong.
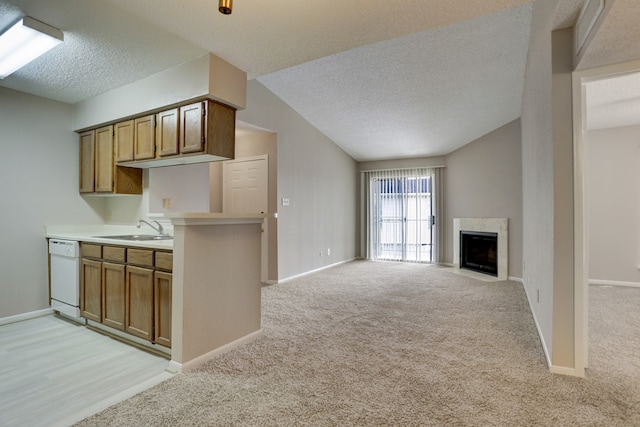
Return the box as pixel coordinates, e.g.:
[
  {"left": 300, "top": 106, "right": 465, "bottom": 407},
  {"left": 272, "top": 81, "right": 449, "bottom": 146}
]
[{"left": 0, "top": 314, "right": 172, "bottom": 427}]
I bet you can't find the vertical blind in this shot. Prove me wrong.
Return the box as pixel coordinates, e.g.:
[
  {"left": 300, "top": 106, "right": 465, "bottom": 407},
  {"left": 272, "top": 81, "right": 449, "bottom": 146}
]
[{"left": 361, "top": 167, "right": 444, "bottom": 263}]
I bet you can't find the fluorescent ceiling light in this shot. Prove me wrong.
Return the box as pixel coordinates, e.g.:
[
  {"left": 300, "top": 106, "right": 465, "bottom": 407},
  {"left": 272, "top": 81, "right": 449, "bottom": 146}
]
[{"left": 0, "top": 16, "right": 63, "bottom": 79}]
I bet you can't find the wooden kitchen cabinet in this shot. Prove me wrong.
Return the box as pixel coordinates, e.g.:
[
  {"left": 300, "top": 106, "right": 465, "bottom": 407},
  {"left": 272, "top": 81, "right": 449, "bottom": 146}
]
[
  {"left": 95, "top": 125, "right": 115, "bottom": 192},
  {"left": 180, "top": 101, "right": 205, "bottom": 154},
  {"left": 115, "top": 115, "right": 155, "bottom": 162},
  {"left": 80, "top": 242, "right": 172, "bottom": 347},
  {"left": 108, "top": 99, "right": 234, "bottom": 168},
  {"left": 102, "top": 261, "right": 126, "bottom": 331},
  {"left": 125, "top": 265, "right": 154, "bottom": 341},
  {"left": 80, "top": 258, "right": 102, "bottom": 322},
  {"left": 115, "top": 120, "right": 134, "bottom": 163},
  {"left": 134, "top": 114, "right": 155, "bottom": 160},
  {"left": 79, "top": 130, "right": 95, "bottom": 193},
  {"left": 180, "top": 100, "right": 235, "bottom": 159},
  {"left": 78, "top": 125, "right": 142, "bottom": 195},
  {"left": 154, "top": 270, "right": 172, "bottom": 347},
  {"left": 156, "top": 108, "right": 179, "bottom": 157}
]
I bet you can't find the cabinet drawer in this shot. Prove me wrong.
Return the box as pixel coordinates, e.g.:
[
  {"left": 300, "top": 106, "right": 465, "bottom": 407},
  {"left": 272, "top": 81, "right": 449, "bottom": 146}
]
[
  {"left": 128, "top": 248, "right": 154, "bottom": 268},
  {"left": 103, "top": 246, "right": 126, "bottom": 262},
  {"left": 155, "top": 251, "right": 173, "bottom": 272},
  {"left": 81, "top": 243, "right": 102, "bottom": 259}
]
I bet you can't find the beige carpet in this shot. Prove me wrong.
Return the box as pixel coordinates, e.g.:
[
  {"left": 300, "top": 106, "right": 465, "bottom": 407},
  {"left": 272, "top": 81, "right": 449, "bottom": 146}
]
[{"left": 75, "top": 261, "right": 640, "bottom": 426}]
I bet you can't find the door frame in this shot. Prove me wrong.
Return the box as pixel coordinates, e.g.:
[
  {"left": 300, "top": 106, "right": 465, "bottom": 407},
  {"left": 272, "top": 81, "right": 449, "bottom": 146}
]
[
  {"left": 222, "top": 154, "right": 269, "bottom": 282},
  {"left": 572, "top": 58, "right": 640, "bottom": 376}
]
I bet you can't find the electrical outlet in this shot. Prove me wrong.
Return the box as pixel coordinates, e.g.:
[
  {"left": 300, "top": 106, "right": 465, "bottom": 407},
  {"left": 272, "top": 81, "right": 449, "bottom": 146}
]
[
  {"left": 327, "top": 248, "right": 330, "bottom": 256},
  {"left": 282, "top": 198, "right": 290, "bottom": 206},
  {"left": 163, "top": 198, "right": 172, "bottom": 209}
]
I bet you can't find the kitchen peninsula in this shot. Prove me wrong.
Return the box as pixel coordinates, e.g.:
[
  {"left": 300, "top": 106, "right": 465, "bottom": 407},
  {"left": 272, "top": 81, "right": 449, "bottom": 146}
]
[
  {"left": 166, "top": 212, "right": 265, "bottom": 372},
  {"left": 47, "top": 213, "right": 266, "bottom": 373}
]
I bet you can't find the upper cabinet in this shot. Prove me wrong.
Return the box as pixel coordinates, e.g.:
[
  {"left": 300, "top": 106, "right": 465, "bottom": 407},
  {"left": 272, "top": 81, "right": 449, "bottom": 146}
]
[
  {"left": 79, "top": 125, "right": 143, "bottom": 195},
  {"left": 77, "top": 97, "right": 235, "bottom": 194},
  {"left": 79, "top": 130, "right": 95, "bottom": 193},
  {"left": 114, "top": 120, "right": 134, "bottom": 163},
  {"left": 134, "top": 114, "right": 156, "bottom": 160},
  {"left": 117, "top": 100, "right": 235, "bottom": 168},
  {"left": 156, "top": 108, "right": 179, "bottom": 157}
]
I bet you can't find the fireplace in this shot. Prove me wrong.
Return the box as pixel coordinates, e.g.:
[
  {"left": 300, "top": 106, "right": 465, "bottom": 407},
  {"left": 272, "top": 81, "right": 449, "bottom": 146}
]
[
  {"left": 453, "top": 218, "right": 508, "bottom": 280},
  {"left": 460, "top": 231, "right": 498, "bottom": 276}
]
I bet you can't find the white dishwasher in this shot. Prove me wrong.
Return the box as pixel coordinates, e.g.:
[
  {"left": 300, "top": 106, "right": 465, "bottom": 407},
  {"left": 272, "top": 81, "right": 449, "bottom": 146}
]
[{"left": 49, "top": 239, "right": 84, "bottom": 322}]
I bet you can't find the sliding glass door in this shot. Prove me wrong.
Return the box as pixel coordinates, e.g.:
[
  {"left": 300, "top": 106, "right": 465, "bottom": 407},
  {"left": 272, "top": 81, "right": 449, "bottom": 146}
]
[{"left": 368, "top": 169, "right": 435, "bottom": 263}]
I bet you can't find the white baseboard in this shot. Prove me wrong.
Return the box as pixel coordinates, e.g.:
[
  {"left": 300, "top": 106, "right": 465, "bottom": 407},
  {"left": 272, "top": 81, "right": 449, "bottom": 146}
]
[
  {"left": 174, "top": 329, "right": 262, "bottom": 373},
  {"left": 521, "top": 280, "right": 552, "bottom": 370},
  {"left": 589, "top": 279, "right": 640, "bottom": 288},
  {"left": 509, "top": 276, "right": 523, "bottom": 283},
  {"left": 277, "top": 258, "right": 356, "bottom": 284},
  {"left": 0, "top": 308, "right": 54, "bottom": 326},
  {"left": 550, "top": 365, "right": 579, "bottom": 376}
]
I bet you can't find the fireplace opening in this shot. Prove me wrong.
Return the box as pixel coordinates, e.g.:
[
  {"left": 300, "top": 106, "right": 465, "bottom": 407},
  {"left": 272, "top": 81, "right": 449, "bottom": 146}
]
[{"left": 460, "top": 231, "right": 498, "bottom": 276}]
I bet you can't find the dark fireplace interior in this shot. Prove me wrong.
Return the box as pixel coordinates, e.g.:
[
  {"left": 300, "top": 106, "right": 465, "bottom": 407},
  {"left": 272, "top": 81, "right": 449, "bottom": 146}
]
[{"left": 460, "top": 231, "right": 498, "bottom": 276}]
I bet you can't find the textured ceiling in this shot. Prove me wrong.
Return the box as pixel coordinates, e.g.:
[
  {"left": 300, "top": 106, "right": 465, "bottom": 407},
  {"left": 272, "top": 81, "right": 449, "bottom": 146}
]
[
  {"left": 0, "top": 0, "right": 206, "bottom": 103},
  {"left": 586, "top": 71, "right": 640, "bottom": 131},
  {"left": 257, "top": 4, "right": 533, "bottom": 160},
  {"left": 0, "top": 0, "right": 637, "bottom": 161},
  {"left": 576, "top": 0, "right": 640, "bottom": 71}
]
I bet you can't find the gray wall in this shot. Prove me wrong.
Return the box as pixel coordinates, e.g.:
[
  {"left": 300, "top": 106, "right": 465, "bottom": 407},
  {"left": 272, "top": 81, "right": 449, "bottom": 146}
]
[
  {"left": 587, "top": 125, "right": 640, "bottom": 284},
  {"left": 238, "top": 80, "right": 358, "bottom": 281},
  {"left": 357, "top": 120, "right": 523, "bottom": 279},
  {"left": 521, "top": 0, "right": 576, "bottom": 371},
  {"left": 0, "top": 87, "right": 106, "bottom": 318},
  {"left": 444, "top": 119, "right": 523, "bottom": 278}
]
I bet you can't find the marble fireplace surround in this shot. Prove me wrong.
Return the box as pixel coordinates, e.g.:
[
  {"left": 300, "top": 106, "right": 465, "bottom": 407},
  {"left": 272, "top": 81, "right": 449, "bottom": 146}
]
[{"left": 453, "top": 218, "right": 508, "bottom": 280}]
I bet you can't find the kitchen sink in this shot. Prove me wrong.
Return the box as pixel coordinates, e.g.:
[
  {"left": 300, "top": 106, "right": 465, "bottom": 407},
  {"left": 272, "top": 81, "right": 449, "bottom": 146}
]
[{"left": 94, "top": 234, "right": 173, "bottom": 241}]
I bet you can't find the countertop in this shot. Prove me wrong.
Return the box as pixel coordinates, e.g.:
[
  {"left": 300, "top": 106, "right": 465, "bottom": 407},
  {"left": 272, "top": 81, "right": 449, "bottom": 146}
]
[
  {"left": 45, "top": 224, "right": 174, "bottom": 250},
  {"left": 45, "top": 215, "right": 272, "bottom": 250}
]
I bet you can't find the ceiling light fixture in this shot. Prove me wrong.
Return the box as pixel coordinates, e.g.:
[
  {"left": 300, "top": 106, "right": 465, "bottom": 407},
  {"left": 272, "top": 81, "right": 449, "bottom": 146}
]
[
  {"left": 0, "top": 16, "right": 64, "bottom": 79},
  {"left": 219, "top": 0, "right": 233, "bottom": 15}
]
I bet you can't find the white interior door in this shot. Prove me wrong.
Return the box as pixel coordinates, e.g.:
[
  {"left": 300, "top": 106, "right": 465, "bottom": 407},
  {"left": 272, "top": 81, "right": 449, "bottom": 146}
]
[{"left": 223, "top": 155, "right": 269, "bottom": 281}]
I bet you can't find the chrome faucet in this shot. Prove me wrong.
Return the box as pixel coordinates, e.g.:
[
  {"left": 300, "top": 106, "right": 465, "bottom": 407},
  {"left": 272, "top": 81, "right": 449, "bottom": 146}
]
[{"left": 137, "top": 219, "right": 166, "bottom": 236}]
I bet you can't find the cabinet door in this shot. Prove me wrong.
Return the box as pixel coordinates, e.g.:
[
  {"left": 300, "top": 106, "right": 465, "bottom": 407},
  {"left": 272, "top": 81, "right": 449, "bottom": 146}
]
[
  {"left": 125, "top": 265, "right": 154, "bottom": 341},
  {"left": 156, "top": 108, "right": 179, "bottom": 157},
  {"left": 180, "top": 101, "right": 205, "bottom": 154},
  {"left": 102, "top": 262, "right": 126, "bottom": 331},
  {"left": 134, "top": 114, "right": 155, "bottom": 160},
  {"left": 154, "top": 271, "right": 172, "bottom": 348},
  {"left": 79, "top": 130, "right": 95, "bottom": 193},
  {"left": 80, "top": 258, "right": 102, "bottom": 322},
  {"left": 95, "top": 125, "right": 114, "bottom": 192},
  {"left": 114, "top": 120, "right": 134, "bottom": 163}
]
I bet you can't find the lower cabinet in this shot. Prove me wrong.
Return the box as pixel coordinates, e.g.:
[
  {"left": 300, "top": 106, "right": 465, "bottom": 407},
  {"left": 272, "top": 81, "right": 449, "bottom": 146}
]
[
  {"left": 80, "top": 258, "right": 102, "bottom": 322},
  {"left": 102, "top": 262, "right": 126, "bottom": 330},
  {"left": 125, "top": 265, "right": 154, "bottom": 341},
  {"left": 80, "top": 242, "right": 172, "bottom": 348},
  {"left": 154, "top": 271, "right": 173, "bottom": 347}
]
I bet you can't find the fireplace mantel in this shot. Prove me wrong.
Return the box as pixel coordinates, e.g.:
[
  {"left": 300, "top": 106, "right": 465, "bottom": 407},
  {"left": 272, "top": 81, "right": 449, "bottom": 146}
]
[{"left": 453, "top": 218, "right": 508, "bottom": 280}]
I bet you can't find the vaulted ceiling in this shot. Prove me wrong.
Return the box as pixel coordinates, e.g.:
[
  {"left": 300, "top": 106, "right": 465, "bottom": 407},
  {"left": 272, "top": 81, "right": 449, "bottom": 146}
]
[{"left": 0, "top": 0, "right": 638, "bottom": 160}]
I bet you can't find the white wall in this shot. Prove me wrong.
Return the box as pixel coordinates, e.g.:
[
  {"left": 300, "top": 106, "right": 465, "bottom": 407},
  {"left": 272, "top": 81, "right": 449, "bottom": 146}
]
[
  {"left": 587, "top": 125, "right": 640, "bottom": 284},
  {"left": 445, "top": 119, "right": 523, "bottom": 278},
  {"left": 237, "top": 80, "right": 358, "bottom": 280},
  {"left": 521, "top": 0, "right": 576, "bottom": 372},
  {"left": 522, "top": 3, "right": 563, "bottom": 372},
  {"left": 0, "top": 87, "right": 106, "bottom": 318},
  {"left": 148, "top": 164, "right": 211, "bottom": 214}
]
